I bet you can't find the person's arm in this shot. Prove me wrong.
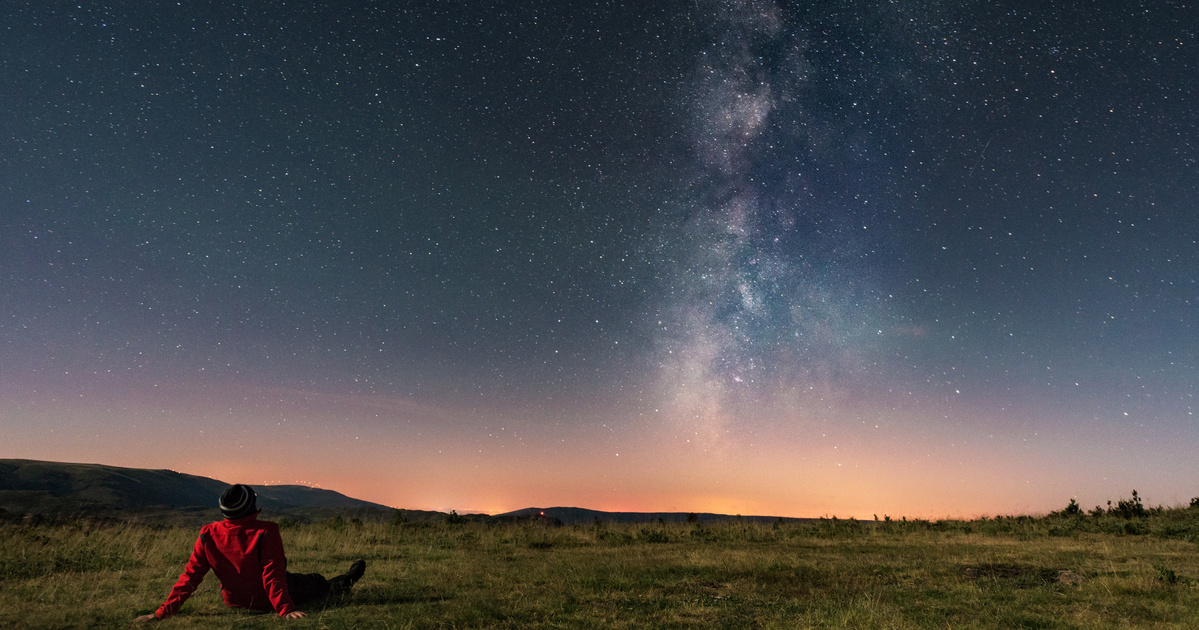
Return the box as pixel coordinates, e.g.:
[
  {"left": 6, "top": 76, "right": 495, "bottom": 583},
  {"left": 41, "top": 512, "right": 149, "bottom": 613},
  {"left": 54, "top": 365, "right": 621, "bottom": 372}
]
[
  {"left": 151, "top": 532, "right": 212, "bottom": 619},
  {"left": 259, "top": 524, "right": 297, "bottom": 616}
]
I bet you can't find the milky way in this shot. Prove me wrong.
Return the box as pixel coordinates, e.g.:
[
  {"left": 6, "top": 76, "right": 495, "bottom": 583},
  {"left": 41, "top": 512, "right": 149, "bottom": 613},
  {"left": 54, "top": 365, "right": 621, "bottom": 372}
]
[{"left": 655, "top": 0, "right": 890, "bottom": 448}]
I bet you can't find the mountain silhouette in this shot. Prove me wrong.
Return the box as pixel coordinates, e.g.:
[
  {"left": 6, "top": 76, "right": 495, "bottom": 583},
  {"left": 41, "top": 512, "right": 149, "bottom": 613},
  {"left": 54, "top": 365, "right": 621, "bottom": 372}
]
[
  {"left": 1, "top": 459, "right": 819, "bottom": 525},
  {"left": 0, "top": 459, "right": 392, "bottom": 523}
]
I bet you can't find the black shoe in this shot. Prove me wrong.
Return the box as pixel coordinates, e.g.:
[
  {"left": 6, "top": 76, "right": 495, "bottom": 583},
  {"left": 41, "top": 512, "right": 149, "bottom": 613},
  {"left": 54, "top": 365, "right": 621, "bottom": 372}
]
[
  {"left": 329, "top": 560, "right": 366, "bottom": 595},
  {"left": 345, "top": 559, "right": 366, "bottom": 584}
]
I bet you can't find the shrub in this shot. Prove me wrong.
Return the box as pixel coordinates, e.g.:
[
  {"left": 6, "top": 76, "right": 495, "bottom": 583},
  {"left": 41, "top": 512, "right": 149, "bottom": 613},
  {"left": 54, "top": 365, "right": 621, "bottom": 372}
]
[
  {"left": 1050, "top": 499, "right": 1083, "bottom": 518},
  {"left": 638, "top": 528, "right": 670, "bottom": 544},
  {"left": 1110, "top": 490, "right": 1147, "bottom": 519}
]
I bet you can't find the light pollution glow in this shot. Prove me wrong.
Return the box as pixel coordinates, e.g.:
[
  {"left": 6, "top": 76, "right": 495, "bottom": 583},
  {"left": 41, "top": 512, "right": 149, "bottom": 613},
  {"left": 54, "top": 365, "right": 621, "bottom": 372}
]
[{"left": 3, "top": 372, "right": 1193, "bottom": 519}]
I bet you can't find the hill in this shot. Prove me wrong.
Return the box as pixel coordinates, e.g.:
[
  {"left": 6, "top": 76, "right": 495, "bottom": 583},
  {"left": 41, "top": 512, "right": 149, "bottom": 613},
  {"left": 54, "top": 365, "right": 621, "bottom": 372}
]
[{"left": 0, "top": 459, "right": 393, "bottom": 525}]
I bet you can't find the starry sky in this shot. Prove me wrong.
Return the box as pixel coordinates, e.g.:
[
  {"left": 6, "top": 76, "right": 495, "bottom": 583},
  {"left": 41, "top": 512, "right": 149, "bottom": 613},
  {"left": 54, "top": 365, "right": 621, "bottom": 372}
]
[{"left": 2, "top": 1, "right": 1196, "bottom": 518}]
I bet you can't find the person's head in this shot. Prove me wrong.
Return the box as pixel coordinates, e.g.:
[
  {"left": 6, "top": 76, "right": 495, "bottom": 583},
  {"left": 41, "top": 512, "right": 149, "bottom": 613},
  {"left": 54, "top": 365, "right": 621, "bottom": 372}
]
[{"left": 219, "top": 484, "right": 258, "bottom": 519}]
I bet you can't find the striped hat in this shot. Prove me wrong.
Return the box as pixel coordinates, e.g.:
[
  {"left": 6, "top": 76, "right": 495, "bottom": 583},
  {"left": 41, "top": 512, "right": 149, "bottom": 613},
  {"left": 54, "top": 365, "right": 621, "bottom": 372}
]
[{"left": 219, "top": 484, "right": 258, "bottom": 519}]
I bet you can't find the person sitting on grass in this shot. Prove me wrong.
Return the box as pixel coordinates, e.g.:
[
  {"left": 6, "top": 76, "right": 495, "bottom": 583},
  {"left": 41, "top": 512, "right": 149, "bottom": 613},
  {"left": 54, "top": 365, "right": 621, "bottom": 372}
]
[{"left": 135, "top": 483, "right": 366, "bottom": 621}]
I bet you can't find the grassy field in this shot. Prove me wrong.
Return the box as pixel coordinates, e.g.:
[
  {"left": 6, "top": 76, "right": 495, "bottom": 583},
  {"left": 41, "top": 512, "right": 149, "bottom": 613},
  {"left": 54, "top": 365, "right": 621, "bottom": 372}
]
[{"left": 2, "top": 508, "right": 1199, "bottom": 629}]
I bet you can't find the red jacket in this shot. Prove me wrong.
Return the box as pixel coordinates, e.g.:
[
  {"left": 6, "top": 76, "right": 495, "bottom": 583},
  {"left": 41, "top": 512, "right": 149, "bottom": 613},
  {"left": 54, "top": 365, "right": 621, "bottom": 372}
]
[{"left": 154, "top": 514, "right": 295, "bottom": 618}]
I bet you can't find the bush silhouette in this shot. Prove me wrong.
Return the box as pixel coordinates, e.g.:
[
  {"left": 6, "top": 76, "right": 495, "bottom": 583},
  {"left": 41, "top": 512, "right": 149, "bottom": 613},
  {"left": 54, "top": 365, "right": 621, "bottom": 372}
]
[
  {"left": 1110, "top": 490, "right": 1146, "bottom": 519},
  {"left": 1051, "top": 499, "right": 1083, "bottom": 518}
]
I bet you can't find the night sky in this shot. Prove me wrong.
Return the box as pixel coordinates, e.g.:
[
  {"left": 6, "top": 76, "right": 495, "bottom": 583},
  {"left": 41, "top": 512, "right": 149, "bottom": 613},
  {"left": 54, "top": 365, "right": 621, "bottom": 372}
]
[{"left": 2, "top": 1, "right": 1196, "bottom": 518}]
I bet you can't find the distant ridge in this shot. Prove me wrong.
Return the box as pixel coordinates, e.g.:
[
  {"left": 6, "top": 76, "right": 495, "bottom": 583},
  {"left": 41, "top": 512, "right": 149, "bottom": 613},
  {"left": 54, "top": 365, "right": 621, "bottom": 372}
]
[
  {"left": 498, "top": 506, "right": 818, "bottom": 525},
  {"left": 0, "top": 459, "right": 820, "bottom": 525},
  {"left": 0, "top": 459, "right": 392, "bottom": 524}
]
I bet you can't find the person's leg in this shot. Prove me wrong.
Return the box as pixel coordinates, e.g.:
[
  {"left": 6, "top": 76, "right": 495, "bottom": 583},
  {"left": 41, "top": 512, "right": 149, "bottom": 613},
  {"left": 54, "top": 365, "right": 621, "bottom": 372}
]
[
  {"left": 287, "top": 561, "right": 366, "bottom": 604},
  {"left": 285, "top": 571, "right": 331, "bottom": 605}
]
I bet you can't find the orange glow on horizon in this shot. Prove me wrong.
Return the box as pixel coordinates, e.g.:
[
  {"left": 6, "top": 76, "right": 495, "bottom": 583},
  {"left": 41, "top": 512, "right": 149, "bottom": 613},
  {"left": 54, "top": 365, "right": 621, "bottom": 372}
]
[{"left": 3, "top": 378, "right": 1194, "bottom": 521}]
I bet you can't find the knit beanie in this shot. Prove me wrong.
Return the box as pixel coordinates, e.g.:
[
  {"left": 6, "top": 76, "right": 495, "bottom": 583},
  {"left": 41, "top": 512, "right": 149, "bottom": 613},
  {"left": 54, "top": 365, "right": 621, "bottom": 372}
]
[{"left": 219, "top": 484, "right": 258, "bottom": 519}]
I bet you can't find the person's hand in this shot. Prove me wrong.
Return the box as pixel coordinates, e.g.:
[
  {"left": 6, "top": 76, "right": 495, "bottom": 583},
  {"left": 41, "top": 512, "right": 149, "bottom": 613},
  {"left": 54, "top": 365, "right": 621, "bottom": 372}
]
[
  {"left": 283, "top": 611, "right": 307, "bottom": 619},
  {"left": 134, "top": 613, "right": 158, "bottom": 623}
]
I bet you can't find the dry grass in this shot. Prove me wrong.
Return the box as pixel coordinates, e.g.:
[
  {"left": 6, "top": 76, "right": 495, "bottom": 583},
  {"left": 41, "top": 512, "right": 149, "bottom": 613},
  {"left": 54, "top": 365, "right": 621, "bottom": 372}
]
[{"left": 2, "top": 514, "right": 1198, "bottom": 628}]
